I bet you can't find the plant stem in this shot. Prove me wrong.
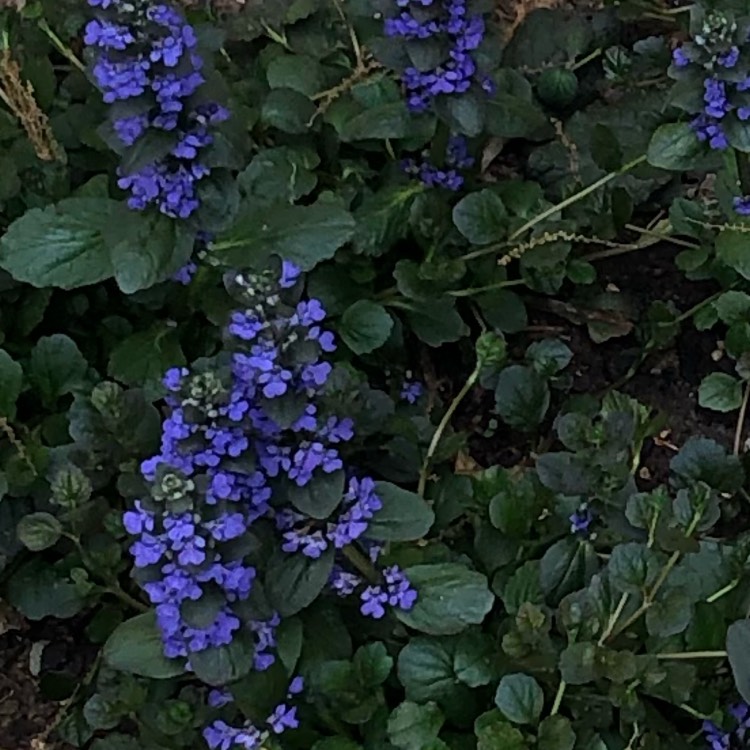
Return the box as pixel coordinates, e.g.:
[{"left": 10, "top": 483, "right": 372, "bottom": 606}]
[
  {"left": 38, "top": 20, "right": 86, "bottom": 73},
  {"left": 706, "top": 579, "right": 739, "bottom": 604},
  {"left": 598, "top": 592, "right": 629, "bottom": 646},
  {"left": 734, "top": 382, "right": 750, "bottom": 455},
  {"left": 508, "top": 155, "right": 647, "bottom": 242},
  {"left": 624, "top": 223, "right": 701, "bottom": 250},
  {"left": 569, "top": 48, "right": 602, "bottom": 72},
  {"left": 417, "top": 363, "right": 480, "bottom": 497},
  {"left": 550, "top": 680, "right": 566, "bottom": 715},
  {"left": 448, "top": 279, "right": 525, "bottom": 297},
  {"left": 655, "top": 650, "right": 727, "bottom": 660},
  {"left": 104, "top": 585, "right": 149, "bottom": 613},
  {"left": 341, "top": 544, "right": 381, "bottom": 583}
]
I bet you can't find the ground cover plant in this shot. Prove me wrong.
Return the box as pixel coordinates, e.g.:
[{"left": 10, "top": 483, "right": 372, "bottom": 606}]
[{"left": 6, "top": 0, "right": 750, "bottom": 748}]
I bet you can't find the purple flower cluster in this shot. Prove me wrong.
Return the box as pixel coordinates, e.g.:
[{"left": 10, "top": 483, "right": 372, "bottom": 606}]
[
  {"left": 569, "top": 506, "right": 593, "bottom": 537},
  {"left": 85, "top": 0, "right": 229, "bottom": 218},
  {"left": 703, "top": 702, "right": 750, "bottom": 750},
  {"left": 403, "top": 134, "right": 475, "bottom": 190},
  {"left": 204, "top": 677, "right": 304, "bottom": 750},
  {"left": 125, "top": 259, "right": 417, "bottom": 669},
  {"left": 384, "top": 0, "right": 494, "bottom": 112},
  {"left": 671, "top": 15, "right": 750, "bottom": 155},
  {"left": 400, "top": 379, "right": 424, "bottom": 404}
]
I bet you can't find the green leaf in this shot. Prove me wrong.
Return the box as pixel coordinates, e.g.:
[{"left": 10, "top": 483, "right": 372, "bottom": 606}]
[
  {"left": 488, "top": 471, "right": 540, "bottom": 538},
  {"left": 558, "top": 642, "right": 598, "bottom": 685},
  {"left": 452, "top": 190, "right": 508, "bottom": 245},
  {"left": 647, "top": 123, "right": 705, "bottom": 170},
  {"left": 538, "top": 716, "right": 576, "bottom": 750},
  {"left": 354, "top": 642, "right": 393, "bottom": 686},
  {"left": 103, "top": 612, "right": 184, "bottom": 678},
  {"left": 339, "top": 300, "right": 394, "bottom": 355},
  {"left": 262, "top": 88, "right": 316, "bottom": 134},
  {"left": 0, "top": 198, "right": 120, "bottom": 289},
  {"left": 0, "top": 349, "right": 22, "bottom": 418},
  {"left": 645, "top": 589, "right": 692, "bottom": 637},
  {"left": 396, "top": 563, "right": 494, "bottom": 635},
  {"left": 238, "top": 147, "right": 319, "bottom": 206},
  {"left": 29, "top": 334, "right": 87, "bottom": 406},
  {"left": 698, "top": 373, "right": 743, "bottom": 412},
  {"left": 266, "top": 547, "right": 334, "bottom": 617},
  {"left": 190, "top": 637, "right": 256, "bottom": 686},
  {"left": 494, "top": 673, "right": 544, "bottom": 725},
  {"left": 485, "top": 94, "right": 552, "bottom": 139},
  {"left": 367, "top": 481, "right": 435, "bottom": 541},
  {"left": 501, "top": 561, "right": 544, "bottom": 615},
  {"left": 0, "top": 198, "right": 191, "bottom": 293},
  {"left": 590, "top": 123, "right": 623, "bottom": 171},
  {"left": 475, "top": 710, "right": 526, "bottom": 750},
  {"left": 670, "top": 436, "right": 745, "bottom": 493},
  {"left": 526, "top": 339, "right": 573, "bottom": 377},
  {"left": 16, "top": 512, "right": 62, "bottom": 551},
  {"left": 609, "top": 542, "right": 658, "bottom": 594},
  {"left": 353, "top": 185, "right": 421, "bottom": 256},
  {"left": 453, "top": 631, "right": 497, "bottom": 688},
  {"left": 266, "top": 54, "right": 323, "bottom": 96},
  {"left": 398, "top": 637, "right": 460, "bottom": 702},
  {"left": 217, "top": 201, "right": 356, "bottom": 271},
  {"left": 716, "top": 291, "right": 750, "bottom": 324},
  {"left": 287, "top": 470, "right": 345, "bottom": 520},
  {"left": 478, "top": 291, "right": 527, "bottom": 334},
  {"left": 717, "top": 228, "right": 750, "bottom": 280},
  {"left": 388, "top": 701, "right": 444, "bottom": 750},
  {"left": 494, "top": 365, "right": 550, "bottom": 431},
  {"left": 406, "top": 300, "right": 469, "bottom": 347},
  {"left": 728, "top": 619, "right": 750, "bottom": 704},
  {"left": 108, "top": 324, "right": 185, "bottom": 388},
  {"left": 339, "top": 101, "right": 416, "bottom": 141},
  {"left": 6, "top": 561, "right": 86, "bottom": 621}
]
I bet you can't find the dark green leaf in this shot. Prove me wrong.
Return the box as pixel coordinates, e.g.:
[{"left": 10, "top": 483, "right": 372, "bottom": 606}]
[
  {"left": 495, "top": 365, "right": 550, "bottom": 431},
  {"left": 339, "top": 300, "right": 394, "bottom": 355},
  {"left": 217, "top": 201, "right": 356, "bottom": 271},
  {"left": 388, "top": 701, "right": 444, "bottom": 750},
  {"left": 368, "top": 481, "right": 435, "bottom": 541},
  {"left": 538, "top": 716, "right": 576, "bottom": 750},
  {"left": 728, "top": 619, "right": 750, "bottom": 704},
  {"left": 103, "top": 612, "right": 184, "bottom": 678},
  {"left": 266, "top": 547, "right": 334, "bottom": 616},
  {"left": 647, "top": 123, "right": 705, "bottom": 170},
  {"left": 262, "top": 88, "right": 316, "bottom": 133},
  {"left": 452, "top": 190, "right": 508, "bottom": 245},
  {"left": 0, "top": 349, "right": 22, "bottom": 418},
  {"left": 108, "top": 325, "right": 185, "bottom": 388},
  {"left": 29, "top": 334, "right": 87, "bottom": 405},
  {"left": 16, "top": 512, "right": 62, "bottom": 551},
  {"left": 396, "top": 563, "right": 494, "bottom": 635},
  {"left": 287, "top": 470, "right": 345, "bottom": 519},
  {"left": 494, "top": 673, "right": 544, "bottom": 725}
]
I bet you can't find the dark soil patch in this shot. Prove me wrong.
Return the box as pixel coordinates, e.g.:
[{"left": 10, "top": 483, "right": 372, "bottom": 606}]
[
  {"left": 463, "top": 243, "right": 738, "bottom": 487},
  {"left": 0, "top": 608, "right": 93, "bottom": 750}
]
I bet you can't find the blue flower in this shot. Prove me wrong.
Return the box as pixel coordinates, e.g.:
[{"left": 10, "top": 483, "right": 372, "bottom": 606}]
[
  {"left": 86, "top": 0, "right": 229, "bottom": 220},
  {"left": 384, "top": 0, "right": 491, "bottom": 112},
  {"left": 360, "top": 565, "right": 417, "bottom": 619},
  {"left": 401, "top": 380, "right": 424, "bottom": 404},
  {"left": 569, "top": 507, "right": 593, "bottom": 536}
]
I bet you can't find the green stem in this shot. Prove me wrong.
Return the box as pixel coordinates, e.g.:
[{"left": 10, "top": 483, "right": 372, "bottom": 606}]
[
  {"left": 417, "top": 363, "right": 480, "bottom": 497},
  {"left": 104, "top": 586, "right": 148, "bottom": 613},
  {"left": 550, "top": 680, "right": 566, "bottom": 715},
  {"left": 508, "top": 155, "right": 647, "bottom": 241},
  {"left": 706, "top": 579, "right": 739, "bottom": 604},
  {"left": 341, "top": 545, "right": 381, "bottom": 583},
  {"left": 569, "top": 47, "right": 602, "bottom": 72},
  {"left": 655, "top": 650, "right": 727, "bottom": 660},
  {"left": 598, "top": 592, "right": 629, "bottom": 646},
  {"left": 38, "top": 20, "right": 86, "bottom": 73},
  {"left": 448, "top": 279, "right": 525, "bottom": 297}
]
